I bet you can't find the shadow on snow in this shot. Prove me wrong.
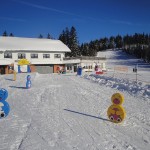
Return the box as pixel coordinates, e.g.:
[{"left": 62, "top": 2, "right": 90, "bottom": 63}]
[
  {"left": 5, "top": 78, "right": 14, "bottom": 81},
  {"left": 9, "top": 86, "right": 26, "bottom": 89},
  {"left": 64, "top": 109, "right": 110, "bottom": 122}
]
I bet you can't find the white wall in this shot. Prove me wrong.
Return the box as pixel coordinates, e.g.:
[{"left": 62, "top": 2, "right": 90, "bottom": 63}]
[
  {"left": 80, "top": 59, "right": 106, "bottom": 71},
  {"left": 0, "top": 51, "right": 65, "bottom": 65},
  {"left": 0, "top": 52, "right": 4, "bottom": 59}
]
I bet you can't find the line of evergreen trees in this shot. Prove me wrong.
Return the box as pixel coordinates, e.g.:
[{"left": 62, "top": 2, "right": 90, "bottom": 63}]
[
  {"left": 2, "top": 30, "right": 14, "bottom": 37},
  {"left": 58, "top": 27, "right": 125, "bottom": 57},
  {"left": 123, "top": 33, "right": 150, "bottom": 62},
  {"left": 58, "top": 27, "right": 150, "bottom": 62},
  {"left": 2, "top": 28, "right": 150, "bottom": 62}
]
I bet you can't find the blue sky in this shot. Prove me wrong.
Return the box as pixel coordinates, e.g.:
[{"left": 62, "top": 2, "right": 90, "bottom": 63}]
[{"left": 0, "top": 0, "right": 150, "bottom": 43}]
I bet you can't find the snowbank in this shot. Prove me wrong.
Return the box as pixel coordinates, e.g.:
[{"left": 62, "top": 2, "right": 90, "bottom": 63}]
[{"left": 83, "top": 74, "right": 150, "bottom": 101}]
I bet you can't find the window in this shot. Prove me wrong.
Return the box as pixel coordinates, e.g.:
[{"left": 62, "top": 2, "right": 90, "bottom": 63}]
[
  {"left": 4, "top": 52, "right": 12, "bottom": 58},
  {"left": 54, "top": 54, "right": 61, "bottom": 58},
  {"left": 67, "top": 65, "right": 72, "bottom": 70},
  {"left": 31, "top": 54, "right": 38, "bottom": 58},
  {"left": 8, "top": 66, "right": 14, "bottom": 70},
  {"left": 43, "top": 54, "right": 50, "bottom": 58},
  {"left": 18, "top": 53, "right": 26, "bottom": 59}
]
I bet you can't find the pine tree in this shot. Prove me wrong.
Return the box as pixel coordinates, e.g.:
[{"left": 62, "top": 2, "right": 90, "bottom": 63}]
[
  {"left": 89, "top": 41, "right": 97, "bottom": 56},
  {"left": 59, "top": 28, "right": 69, "bottom": 45},
  {"left": 80, "top": 43, "right": 89, "bottom": 56},
  {"left": 59, "top": 26, "right": 80, "bottom": 57},
  {"left": 59, "top": 28, "right": 71, "bottom": 57},
  {"left": 3, "top": 31, "right": 8, "bottom": 36},
  {"left": 115, "top": 35, "right": 123, "bottom": 48},
  {"left": 69, "top": 26, "right": 80, "bottom": 57},
  {"left": 47, "top": 33, "right": 54, "bottom": 39},
  {"left": 92, "top": 40, "right": 101, "bottom": 52},
  {"left": 59, "top": 30, "right": 65, "bottom": 43},
  {"left": 38, "top": 34, "right": 43, "bottom": 38},
  {"left": 109, "top": 36, "right": 115, "bottom": 49},
  {"left": 47, "top": 33, "right": 51, "bottom": 39},
  {"left": 145, "top": 34, "right": 149, "bottom": 45},
  {"left": 9, "top": 33, "right": 14, "bottom": 37},
  {"left": 123, "top": 34, "right": 130, "bottom": 53},
  {"left": 99, "top": 37, "right": 108, "bottom": 50}
]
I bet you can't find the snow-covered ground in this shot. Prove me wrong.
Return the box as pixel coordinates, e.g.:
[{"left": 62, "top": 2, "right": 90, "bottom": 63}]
[{"left": 0, "top": 50, "right": 150, "bottom": 150}]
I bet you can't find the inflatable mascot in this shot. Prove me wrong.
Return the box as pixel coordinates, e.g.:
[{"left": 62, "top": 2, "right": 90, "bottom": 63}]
[
  {"left": 26, "top": 75, "right": 31, "bottom": 89},
  {"left": 0, "top": 88, "right": 10, "bottom": 119},
  {"left": 107, "top": 93, "right": 126, "bottom": 123}
]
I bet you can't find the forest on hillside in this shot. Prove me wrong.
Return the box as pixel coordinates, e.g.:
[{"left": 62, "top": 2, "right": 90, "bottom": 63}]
[{"left": 2, "top": 27, "right": 150, "bottom": 63}]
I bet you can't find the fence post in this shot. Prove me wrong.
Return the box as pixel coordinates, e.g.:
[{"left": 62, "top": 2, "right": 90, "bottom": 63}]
[
  {"left": 113, "top": 66, "right": 115, "bottom": 78},
  {"left": 136, "top": 70, "right": 137, "bottom": 83}
]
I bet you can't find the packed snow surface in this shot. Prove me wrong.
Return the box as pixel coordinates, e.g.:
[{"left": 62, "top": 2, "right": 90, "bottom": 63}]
[{"left": 0, "top": 50, "right": 150, "bottom": 150}]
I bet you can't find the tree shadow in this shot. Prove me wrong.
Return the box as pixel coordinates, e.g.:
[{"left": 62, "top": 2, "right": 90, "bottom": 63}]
[
  {"left": 9, "top": 86, "right": 26, "bottom": 89},
  {"left": 64, "top": 109, "right": 110, "bottom": 122}
]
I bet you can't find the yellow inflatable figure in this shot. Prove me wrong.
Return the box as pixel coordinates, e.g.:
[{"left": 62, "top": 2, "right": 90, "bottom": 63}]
[{"left": 107, "top": 93, "right": 126, "bottom": 123}]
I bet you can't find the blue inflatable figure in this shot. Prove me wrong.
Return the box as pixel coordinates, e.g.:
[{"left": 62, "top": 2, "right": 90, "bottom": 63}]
[
  {"left": 0, "top": 88, "right": 10, "bottom": 119},
  {"left": 26, "top": 75, "right": 31, "bottom": 89},
  {"left": 0, "top": 88, "right": 8, "bottom": 101}
]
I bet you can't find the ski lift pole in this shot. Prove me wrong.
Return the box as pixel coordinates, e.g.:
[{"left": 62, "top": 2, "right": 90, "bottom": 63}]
[
  {"left": 136, "top": 71, "right": 137, "bottom": 83},
  {"left": 113, "top": 66, "right": 115, "bottom": 78},
  {"left": 135, "top": 64, "right": 138, "bottom": 83}
]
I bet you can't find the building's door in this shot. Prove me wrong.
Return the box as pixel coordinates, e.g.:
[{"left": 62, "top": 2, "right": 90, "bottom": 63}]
[
  {"left": 0, "top": 66, "right": 5, "bottom": 74},
  {"left": 74, "top": 65, "right": 77, "bottom": 72},
  {"left": 35, "top": 65, "right": 53, "bottom": 74}
]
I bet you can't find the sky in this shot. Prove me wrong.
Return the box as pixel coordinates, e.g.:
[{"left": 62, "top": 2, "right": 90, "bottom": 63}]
[{"left": 0, "top": 0, "right": 150, "bottom": 43}]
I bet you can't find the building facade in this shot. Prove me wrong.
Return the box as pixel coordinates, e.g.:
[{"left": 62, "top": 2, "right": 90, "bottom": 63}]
[
  {"left": 63, "top": 56, "right": 106, "bottom": 73},
  {"left": 0, "top": 36, "right": 107, "bottom": 74},
  {"left": 0, "top": 36, "right": 71, "bottom": 74}
]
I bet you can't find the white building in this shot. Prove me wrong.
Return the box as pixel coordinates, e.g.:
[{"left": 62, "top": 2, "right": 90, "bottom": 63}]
[
  {"left": 63, "top": 56, "right": 106, "bottom": 73},
  {"left": 0, "top": 36, "right": 107, "bottom": 74},
  {"left": 0, "top": 36, "right": 71, "bottom": 74}
]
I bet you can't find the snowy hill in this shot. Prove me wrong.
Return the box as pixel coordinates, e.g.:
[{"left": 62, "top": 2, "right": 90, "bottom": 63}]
[{"left": 0, "top": 50, "right": 150, "bottom": 150}]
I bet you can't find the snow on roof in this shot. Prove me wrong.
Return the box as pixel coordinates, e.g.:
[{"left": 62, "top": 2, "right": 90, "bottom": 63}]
[{"left": 0, "top": 36, "right": 71, "bottom": 52}]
